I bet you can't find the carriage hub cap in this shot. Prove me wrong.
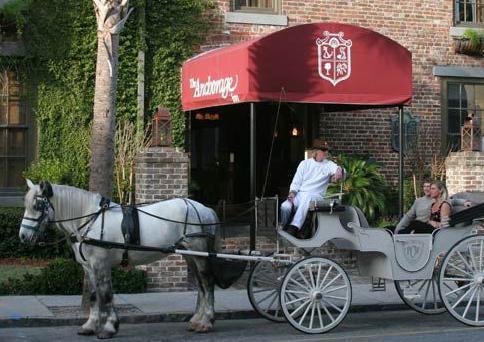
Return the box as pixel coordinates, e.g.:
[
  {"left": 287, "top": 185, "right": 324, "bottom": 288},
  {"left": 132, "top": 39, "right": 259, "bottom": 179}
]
[
  {"left": 310, "top": 290, "right": 323, "bottom": 301},
  {"left": 476, "top": 274, "right": 484, "bottom": 285}
]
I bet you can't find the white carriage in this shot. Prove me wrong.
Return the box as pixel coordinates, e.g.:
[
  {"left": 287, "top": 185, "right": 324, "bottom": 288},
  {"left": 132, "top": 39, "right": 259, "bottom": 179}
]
[{"left": 246, "top": 197, "right": 484, "bottom": 334}]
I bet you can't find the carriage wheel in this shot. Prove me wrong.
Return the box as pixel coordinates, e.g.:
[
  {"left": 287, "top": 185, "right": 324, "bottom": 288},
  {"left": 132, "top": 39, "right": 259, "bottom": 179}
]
[
  {"left": 438, "top": 235, "right": 484, "bottom": 327},
  {"left": 247, "top": 260, "right": 289, "bottom": 322},
  {"left": 280, "top": 257, "right": 352, "bottom": 334},
  {"left": 394, "top": 277, "right": 446, "bottom": 314}
]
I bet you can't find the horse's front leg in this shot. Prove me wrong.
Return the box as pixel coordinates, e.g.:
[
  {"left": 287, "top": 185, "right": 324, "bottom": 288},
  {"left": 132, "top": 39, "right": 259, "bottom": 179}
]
[
  {"left": 93, "top": 262, "right": 119, "bottom": 339},
  {"left": 77, "top": 266, "right": 98, "bottom": 336}
]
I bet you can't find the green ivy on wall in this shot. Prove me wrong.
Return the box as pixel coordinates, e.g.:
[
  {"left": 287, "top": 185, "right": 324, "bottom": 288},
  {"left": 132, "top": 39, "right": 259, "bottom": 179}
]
[{"left": 4, "top": 0, "right": 212, "bottom": 188}]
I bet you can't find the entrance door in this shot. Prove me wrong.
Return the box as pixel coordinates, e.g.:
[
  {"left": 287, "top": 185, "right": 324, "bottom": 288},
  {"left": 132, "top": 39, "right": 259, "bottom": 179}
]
[{"left": 189, "top": 103, "right": 318, "bottom": 204}]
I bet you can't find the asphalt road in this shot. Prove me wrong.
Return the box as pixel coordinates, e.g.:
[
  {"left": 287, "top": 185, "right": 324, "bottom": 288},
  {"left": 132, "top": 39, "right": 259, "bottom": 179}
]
[{"left": 1, "top": 310, "right": 484, "bottom": 342}]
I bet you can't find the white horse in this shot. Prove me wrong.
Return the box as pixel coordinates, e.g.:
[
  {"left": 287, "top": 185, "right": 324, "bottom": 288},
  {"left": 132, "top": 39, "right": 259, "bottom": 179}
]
[{"left": 19, "top": 180, "right": 219, "bottom": 339}]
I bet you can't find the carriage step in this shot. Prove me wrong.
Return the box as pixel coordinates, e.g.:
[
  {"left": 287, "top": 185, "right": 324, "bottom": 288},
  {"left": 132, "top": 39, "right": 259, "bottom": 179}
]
[{"left": 370, "top": 277, "right": 386, "bottom": 291}]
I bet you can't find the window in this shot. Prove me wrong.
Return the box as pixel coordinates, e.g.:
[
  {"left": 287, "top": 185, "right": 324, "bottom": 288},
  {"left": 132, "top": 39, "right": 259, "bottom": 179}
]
[
  {"left": 442, "top": 79, "right": 484, "bottom": 151},
  {"left": 232, "top": 0, "right": 281, "bottom": 14},
  {"left": 0, "top": 69, "right": 29, "bottom": 192},
  {"left": 455, "top": 0, "right": 484, "bottom": 26}
]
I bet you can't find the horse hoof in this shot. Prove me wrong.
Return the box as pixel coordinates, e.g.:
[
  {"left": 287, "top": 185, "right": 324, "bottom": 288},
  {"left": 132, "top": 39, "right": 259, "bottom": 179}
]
[
  {"left": 96, "top": 331, "right": 115, "bottom": 339},
  {"left": 187, "top": 321, "right": 200, "bottom": 331},
  {"left": 77, "top": 327, "right": 95, "bottom": 335},
  {"left": 195, "top": 324, "right": 213, "bottom": 333}
]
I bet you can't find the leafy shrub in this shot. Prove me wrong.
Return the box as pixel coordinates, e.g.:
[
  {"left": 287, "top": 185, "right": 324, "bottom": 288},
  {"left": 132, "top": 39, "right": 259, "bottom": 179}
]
[
  {"left": 328, "top": 154, "right": 389, "bottom": 223},
  {"left": 0, "top": 258, "right": 147, "bottom": 295},
  {"left": 0, "top": 207, "right": 72, "bottom": 259}
]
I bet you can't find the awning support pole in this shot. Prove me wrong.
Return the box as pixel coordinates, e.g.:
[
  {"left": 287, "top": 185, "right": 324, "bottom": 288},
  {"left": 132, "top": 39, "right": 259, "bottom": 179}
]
[
  {"left": 398, "top": 105, "right": 404, "bottom": 218},
  {"left": 250, "top": 103, "right": 256, "bottom": 251}
]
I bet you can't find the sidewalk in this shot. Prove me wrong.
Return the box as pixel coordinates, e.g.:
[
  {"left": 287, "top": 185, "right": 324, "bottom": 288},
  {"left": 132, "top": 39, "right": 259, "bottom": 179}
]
[{"left": 0, "top": 281, "right": 407, "bottom": 328}]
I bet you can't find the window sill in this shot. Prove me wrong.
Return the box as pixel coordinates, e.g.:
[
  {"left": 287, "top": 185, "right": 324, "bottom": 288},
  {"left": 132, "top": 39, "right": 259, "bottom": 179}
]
[
  {"left": 225, "top": 11, "right": 288, "bottom": 26},
  {"left": 0, "top": 195, "right": 24, "bottom": 207},
  {"left": 450, "top": 26, "right": 484, "bottom": 38}
]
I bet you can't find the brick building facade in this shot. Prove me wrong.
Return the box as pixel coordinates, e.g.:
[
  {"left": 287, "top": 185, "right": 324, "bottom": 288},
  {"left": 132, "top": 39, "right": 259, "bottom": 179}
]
[
  {"left": 135, "top": 1, "right": 483, "bottom": 291},
  {"left": 202, "top": 0, "right": 483, "bottom": 183}
]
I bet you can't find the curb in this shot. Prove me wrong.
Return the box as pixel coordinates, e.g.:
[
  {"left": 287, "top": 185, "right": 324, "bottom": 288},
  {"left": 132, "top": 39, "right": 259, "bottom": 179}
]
[{"left": 0, "top": 303, "right": 408, "bottom": 328}]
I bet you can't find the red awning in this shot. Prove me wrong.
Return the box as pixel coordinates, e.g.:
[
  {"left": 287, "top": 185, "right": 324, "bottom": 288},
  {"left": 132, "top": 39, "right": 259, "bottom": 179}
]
[{"left": 181, "top": 22, "right": 412, "bottom": 111}]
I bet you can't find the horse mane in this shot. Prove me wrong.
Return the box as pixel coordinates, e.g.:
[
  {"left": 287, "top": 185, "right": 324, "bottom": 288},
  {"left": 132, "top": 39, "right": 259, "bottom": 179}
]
[{"left": 50, "top": 184, "right": 104, "bottom": 231}]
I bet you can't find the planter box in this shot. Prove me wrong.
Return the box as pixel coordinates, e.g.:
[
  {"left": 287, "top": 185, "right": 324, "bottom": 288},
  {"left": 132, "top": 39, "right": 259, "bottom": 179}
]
[{"left": 453, "top": 38, "right": 482, "bottom": 56}]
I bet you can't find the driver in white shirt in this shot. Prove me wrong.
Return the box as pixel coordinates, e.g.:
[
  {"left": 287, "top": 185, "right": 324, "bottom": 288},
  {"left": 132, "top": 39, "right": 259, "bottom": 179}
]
[{"left": 281, "top": 139, "right": 343, "bottom": 237}]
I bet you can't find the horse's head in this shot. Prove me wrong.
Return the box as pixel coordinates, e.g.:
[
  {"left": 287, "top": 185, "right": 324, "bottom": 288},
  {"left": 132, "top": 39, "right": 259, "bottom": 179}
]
[{"left": 19, "top": 179, "right": 55, "bottom": 246}]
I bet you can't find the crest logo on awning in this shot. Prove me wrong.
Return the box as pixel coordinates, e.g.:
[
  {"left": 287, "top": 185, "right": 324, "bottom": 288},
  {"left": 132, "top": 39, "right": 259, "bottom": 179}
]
[{"left": 316, "top": 31, "right": 352, "bottom": 86}]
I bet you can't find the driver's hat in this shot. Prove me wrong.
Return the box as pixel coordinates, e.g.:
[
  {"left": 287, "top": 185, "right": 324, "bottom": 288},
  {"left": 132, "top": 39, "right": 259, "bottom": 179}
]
[{"left": 312, "top": 138, "right": 330, "bottom": 151}]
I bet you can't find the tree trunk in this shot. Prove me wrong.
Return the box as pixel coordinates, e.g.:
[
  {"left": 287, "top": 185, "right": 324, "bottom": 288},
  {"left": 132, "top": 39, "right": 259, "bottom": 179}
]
[
  {"left": 89, "top": 0, "right": 132, "bottom": 198},
  {"left": 84, "top": 0, "right": 132, "bottom": 312}
]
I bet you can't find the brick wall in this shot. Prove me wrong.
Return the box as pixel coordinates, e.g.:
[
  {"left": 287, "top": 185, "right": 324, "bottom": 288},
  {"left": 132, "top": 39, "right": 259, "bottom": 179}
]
[
  {"left": 445, "top": 152, "right": 484, "bottom": 195},
  {"left": 135, "top": 146, "right": 191, "bottom": 291},
  {"left": 203, "top": 1, "right": 483, "bottom": 184}
]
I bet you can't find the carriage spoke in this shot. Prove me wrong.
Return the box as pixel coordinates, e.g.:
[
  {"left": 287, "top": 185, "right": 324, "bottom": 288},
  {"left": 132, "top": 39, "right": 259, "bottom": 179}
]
[
  {"left": 444, "top": 282, "right": 473, "bottom": 297},
  {"left": 290, "top": 299, "right": 311, "bottom": 317},
  {"left": 257, "top": 289, "right": 278, "bottom": 305},
  {"left": 308, "top": 264, "right": 316, "bottom": 288},
  {"left": 319, "top": 265, "right": 333, "bottom": 289},
  {"left": 321, "top": 273, "right": 342, "bottom": 291},
  {"left": 319, "top": 300, "right": 335, "bottom": 322},
  {"left": 309, "top": 302, "right": 316, "bottom": 330},
  {"left": 451, "top": 285, "right": 475, "bottom": 309},
  {"left": 315, "top": 264, "right": 322, "bottom": 289},
  {"left": 266, "top": 289, "right": 279, "bottom": 310},
  {"left": 323, "top": 284, "right": 347, "bottom": 294},
  {"left": 467, "top": 244, "right": 478, "bottom": 273},
  {"left": 323, "top": 295, "right": 347, "bottom": 301},
  {"left": 286, "top": 296, "right": 310, "bottom": 306},
  {"left": 322, "top": 298, "right": 343, "bottom": 313},
  {"left": 431, "top": 278, "right": 439, "bottom": 310},
  {"left": 298, "top": 299, "right": 313, "bottom": 325},
  {"left": 253, "top": 288, "right": 275, "bottom": 294},
  {"left": 456, "top": 250, "right": 474, "bottom": 273},
  {"left": 297, "top": 268, "right": 313, "bottom": 290},
  {"left": 479, "top": 240, "right": 483, "bottom": 272},
  {"left": 317, "top": 302, "right": 324, "bottom": 328},
  {"left": 422, "top": 280, "right": 431, "bottom": 310},
  {"left": 443, "top": 277, "right": 473, "bottom": 282},
  {"left": 446, "top": 260, "right": 473, "bottom": 278},
  {"left": 475, "top": 289, "right": 481, "bottom": 322},
  {"left": 462, "top": 287, "right": 478, "bottom": 319},
  {"left": 285, "top": 289, "right": 310, "bottom": 295},
  {"left": 289, "top": 277, "right": 310, "bottom": 292},
  {"left": 416, "top": 279, "right": 428, "bottom": 293}
]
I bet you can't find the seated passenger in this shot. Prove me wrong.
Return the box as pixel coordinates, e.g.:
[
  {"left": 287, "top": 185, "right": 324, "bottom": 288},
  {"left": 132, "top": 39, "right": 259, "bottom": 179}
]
[
  {"left": 280, "top": 139, "right": 342, "bottom": 238},
  {"left": 398, "top": 181, "right": 451, "bottom": 234},
  {"left": 395, "top": 181, "right": 472, "bottom": 234}
]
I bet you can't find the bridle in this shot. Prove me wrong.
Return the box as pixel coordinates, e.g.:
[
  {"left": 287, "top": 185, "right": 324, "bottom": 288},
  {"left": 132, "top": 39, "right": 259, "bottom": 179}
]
[{"left": 21, "top": 182, "right": 55, "bottom": 243}]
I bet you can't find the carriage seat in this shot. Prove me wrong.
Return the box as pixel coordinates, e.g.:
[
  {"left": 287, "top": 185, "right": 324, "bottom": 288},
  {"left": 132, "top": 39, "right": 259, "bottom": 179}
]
[{"left": 309, "top": 201, "right": 369, "bottom": 232}]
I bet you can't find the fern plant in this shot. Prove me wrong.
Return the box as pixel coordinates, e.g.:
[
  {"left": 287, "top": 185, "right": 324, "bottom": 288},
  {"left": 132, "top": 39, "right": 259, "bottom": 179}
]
[{"left": 327, "top": 154, "right": 388, "bottom": 223}]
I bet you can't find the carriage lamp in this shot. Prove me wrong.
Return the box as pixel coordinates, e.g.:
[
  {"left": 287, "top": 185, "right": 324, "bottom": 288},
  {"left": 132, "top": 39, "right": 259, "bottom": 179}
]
[
  {"left": 461, "top": 114, "right": 481, "bottom": 151},
  {"left": 151, "top": 107, "right": 172, "bottom": 147}
]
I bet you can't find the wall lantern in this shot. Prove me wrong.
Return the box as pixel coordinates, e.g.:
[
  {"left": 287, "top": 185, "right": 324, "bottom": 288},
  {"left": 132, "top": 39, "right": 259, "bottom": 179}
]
[
  {"left": 290, "top": 123, "right": 302, "bottom": 137},
  {"left": 151, "top": 107, "right": 172, "bottom": 147},
  {"left": 461, "top": 113, "right": 481, "bottom": 151}
]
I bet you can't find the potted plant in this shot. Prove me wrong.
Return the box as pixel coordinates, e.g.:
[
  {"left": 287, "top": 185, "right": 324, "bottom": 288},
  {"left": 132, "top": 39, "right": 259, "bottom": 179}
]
[{"left": 454, "top": 28, "right": 483, "bottom": 56}]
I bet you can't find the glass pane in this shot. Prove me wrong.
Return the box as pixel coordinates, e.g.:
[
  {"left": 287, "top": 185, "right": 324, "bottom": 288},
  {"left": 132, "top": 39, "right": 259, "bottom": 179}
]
[
  {"left": 476, "top": 85, "right": 484, "bottom": 111},
  {"left": 0, "top": 129, "right": 5, "bottom": 156},
  {"left": 477, "top": 110, "right": 484, "bottom": 132},
  {"left": 447, "top": 134, "right": 460, "bottom": 152},
  {"left": 7, "top": 158, "right": 26, "bottom": 188},
  {"left": 466, "top": 1, "right": 475, "bottom": 22},
  {"left": 7, "top": 129, "right": 26, "bottom": 156},
  {"left": 479, "top": 1, "right": 484, "bottom": 23},
  {"left": 0, "top": 158, "right": 6, "bottom": 188},
  {"left": 462, "top": 84, "right": 475, "bottom": 109},
  {"left": 459, "top": 1, "right": 465, "bottom": 22},
  {"left": 448, "top": 109, "right": 461, "bottom": 134},
  {"left": 0, "top": 97, "right": 6, "bottom": 124},
  {"left": 448, "top": 83, "right": 460, "bottom": 108},
  {"left": 8, "top": 98, "right": 23, "bottom": 124}
]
